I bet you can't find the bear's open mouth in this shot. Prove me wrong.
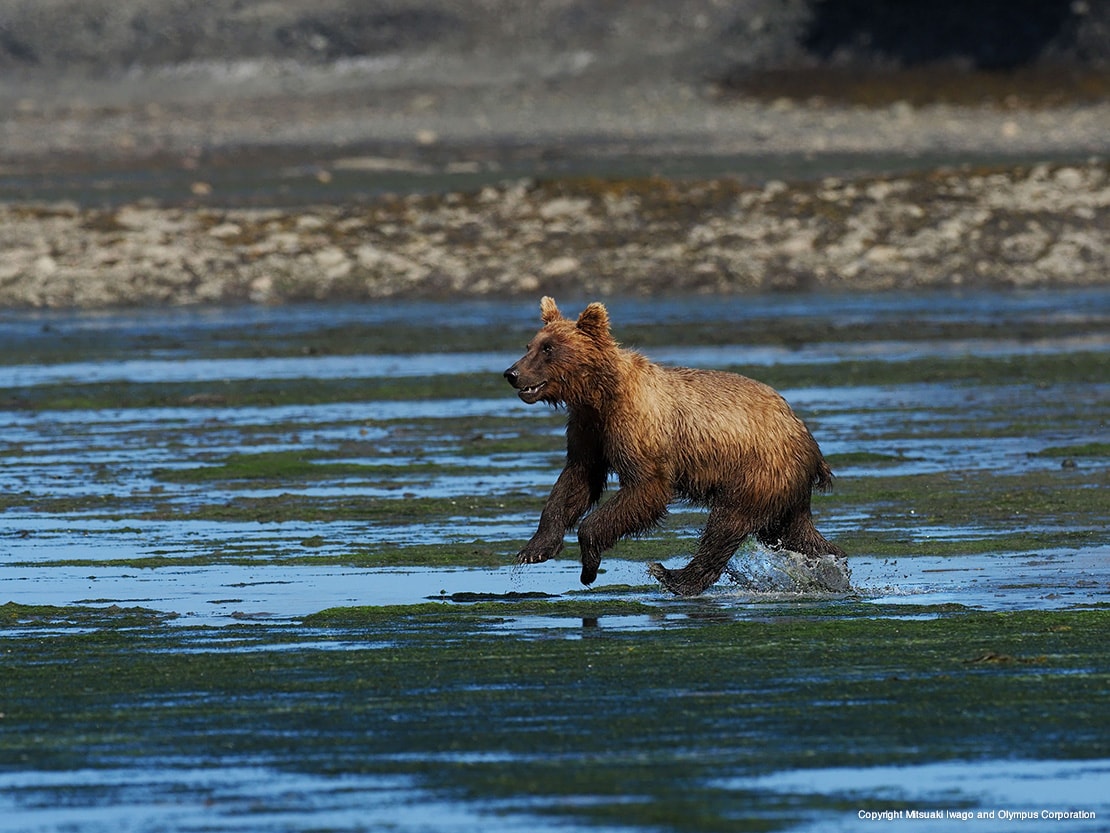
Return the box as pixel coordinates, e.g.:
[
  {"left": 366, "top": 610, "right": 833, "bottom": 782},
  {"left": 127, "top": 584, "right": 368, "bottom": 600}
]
[{"left": 518, "top": 381, "right": 547, "bottom": 400}]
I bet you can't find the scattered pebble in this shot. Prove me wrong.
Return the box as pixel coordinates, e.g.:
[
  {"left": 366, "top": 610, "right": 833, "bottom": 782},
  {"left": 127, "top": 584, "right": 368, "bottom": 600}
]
[{"left": 0, "top": 161, "right": 1105, "bottom": 308}]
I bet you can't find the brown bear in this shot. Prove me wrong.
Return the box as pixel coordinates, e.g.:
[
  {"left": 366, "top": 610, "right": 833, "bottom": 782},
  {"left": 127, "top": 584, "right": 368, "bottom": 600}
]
[{"left": 503, "top": 296, "right": 847, "bottom": 596}]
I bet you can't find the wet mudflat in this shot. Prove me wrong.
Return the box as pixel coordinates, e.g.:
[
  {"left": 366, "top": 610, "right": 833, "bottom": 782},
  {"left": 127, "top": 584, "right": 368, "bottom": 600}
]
[{"left": 0, "top": 290, "right": 1107, "bottom": 832}]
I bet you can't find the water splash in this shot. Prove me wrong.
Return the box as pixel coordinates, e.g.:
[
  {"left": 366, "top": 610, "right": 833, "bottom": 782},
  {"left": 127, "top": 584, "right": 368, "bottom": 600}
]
[{"left": 725, "top": 542, "right": 853, "bottom": 594}]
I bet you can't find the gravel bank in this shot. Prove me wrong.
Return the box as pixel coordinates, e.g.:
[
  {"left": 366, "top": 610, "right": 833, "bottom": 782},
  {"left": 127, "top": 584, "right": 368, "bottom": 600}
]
[{"left": 2, "top": 160, "right": 1105, "bottom": 308}]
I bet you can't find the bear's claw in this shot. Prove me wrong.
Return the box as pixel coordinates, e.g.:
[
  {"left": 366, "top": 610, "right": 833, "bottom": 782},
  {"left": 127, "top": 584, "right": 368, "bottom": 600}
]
[{"left": 516, "top": 538, "right": 564, "bottom": 565}]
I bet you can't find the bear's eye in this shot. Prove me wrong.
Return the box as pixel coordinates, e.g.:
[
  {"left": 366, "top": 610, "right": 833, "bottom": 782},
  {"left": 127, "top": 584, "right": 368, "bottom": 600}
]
[{"left": 541, "top": 343, "right": 554, "bottom": 356}]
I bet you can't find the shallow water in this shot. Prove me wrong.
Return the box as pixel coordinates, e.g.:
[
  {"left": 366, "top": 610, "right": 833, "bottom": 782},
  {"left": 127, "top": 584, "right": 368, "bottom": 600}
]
[
  {"left": 2, "top": 546, "right": 1103, "bottom": 629},
  {"left": 0, "top": 767, "right": 588, "bottom": 833},
  {"left": 721, "top": 759, "right": 1110, "bottom": 833},
  {"left": 1, "top": 289, "right": 1107, "bottom": 832}
]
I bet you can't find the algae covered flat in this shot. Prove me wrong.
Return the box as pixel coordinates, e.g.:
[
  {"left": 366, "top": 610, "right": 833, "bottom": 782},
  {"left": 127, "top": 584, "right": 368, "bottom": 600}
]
[
  {"left": 0, "top": 291, "right": 1107, "bottom": 831},
  {"left": 2, "top": 602, "right": 1107, "bottom": 830}
]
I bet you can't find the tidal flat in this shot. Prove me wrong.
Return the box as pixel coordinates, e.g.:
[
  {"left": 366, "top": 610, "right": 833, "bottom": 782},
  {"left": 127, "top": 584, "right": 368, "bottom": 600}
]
[{"left": 0, "top": 290, "right": 1107, "bottom": 832}]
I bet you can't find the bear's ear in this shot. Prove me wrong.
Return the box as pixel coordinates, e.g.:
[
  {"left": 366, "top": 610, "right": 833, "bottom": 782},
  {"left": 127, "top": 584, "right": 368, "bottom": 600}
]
[
  {"left": 540, "top": 296, "right": 562, "bottom": 324},
  {"left": 575, "top": 302, "right": 611, "bottom": 342}
]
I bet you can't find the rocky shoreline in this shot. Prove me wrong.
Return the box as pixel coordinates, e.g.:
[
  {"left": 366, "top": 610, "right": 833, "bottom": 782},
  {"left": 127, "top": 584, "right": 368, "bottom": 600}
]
[{"left": 1, "top": 160, "right": 1105, "bottom": 308}]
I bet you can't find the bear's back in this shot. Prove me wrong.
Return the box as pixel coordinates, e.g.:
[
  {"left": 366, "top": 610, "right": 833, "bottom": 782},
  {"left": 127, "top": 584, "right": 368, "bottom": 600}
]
[
  {"left": 655, "top": 364, "right": 820, "bottom": 501},
  {"left": 662, "top": 365, "right": 796, "bottom": 435}
]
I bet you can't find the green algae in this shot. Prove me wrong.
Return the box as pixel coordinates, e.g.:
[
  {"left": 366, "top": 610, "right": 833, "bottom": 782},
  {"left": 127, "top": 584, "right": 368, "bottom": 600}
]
[
  {"left": 1034, "top": 442, "right": 1110, "bottom": 459},
  {"left": 1, "top": 296, "right": 1106, "bottom": 830},
  {"left": 2, "top": 606, "right": 1106, "bottom": 830},
  {"left": 303, "top": 597, "right": 662, "bottom": 626},
  {"left": 834, "top": 529, "right": 1102, "bottom": 559},
  {"left": 141, "top": 491, "right": 533, "bottom": 524},
  {"left": 155, "top": 449, "right": 486, "bottom": 484},
  {"left": 0, "top": 601, "right": 176, "bottom": 628},
  {"left": 0, "top": 372, "right": 507, "bottom": 411},
  {"left": 739, "top": 350, "right": 1109, "bottom": 391},
  {"left": 2, "top": 349, "right": 1105, "bottom": 413},
  {"left": 7, "top": 461, "right": 1103, "bottom": 567},
  {"left": 161, "top": 450, "right": 352, "bottom": 481},
  {"left": 826, "top": 468, "right": 1109, "bottom": 533},
  {"left": 3, "top": 302, "right": 1103, "bottom": 369},
  {"left": 825, "top": 450, "right": 913, "bottom": 467},
  {"left": 333, "top": 543, "right": 515, "bottom": 569},
  {"left": 819, "top": 467, "right": 1108, "bottom": 559}
]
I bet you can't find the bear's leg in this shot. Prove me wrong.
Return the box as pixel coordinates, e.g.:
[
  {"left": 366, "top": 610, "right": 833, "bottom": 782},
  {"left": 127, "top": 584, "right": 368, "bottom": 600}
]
[
  {"left": 649, "top": 506, "right": 756, "bottom": 596},
  {"left": 758, "top": 507, "right": 845, "bottom": 560},
  {"left": 577, "top": 480, "right": 670, "bottom": 585},
  {"left": 758, "top": 507, "right": 851, "bottom": 592},
  {"left": 519, "top": 459, "right": 606, "bottom": 565}
]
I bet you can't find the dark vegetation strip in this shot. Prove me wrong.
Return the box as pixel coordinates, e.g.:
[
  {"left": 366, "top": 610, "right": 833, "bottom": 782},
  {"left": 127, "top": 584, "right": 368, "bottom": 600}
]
[
  {"left": 3, "top": 314, "right": 1103, "bottom": 366},
  {"left": 2, "top": 351, "right": 1105, "bottom": 411},
  {"left": 154, "top": 450, "right": 508, "bottom": 484},
  {"left": 21, "top": 465, "right": 1095, "bottom": 534},
  {"left": 137, "top": 467, "right": 1110, "bottom": 532}
]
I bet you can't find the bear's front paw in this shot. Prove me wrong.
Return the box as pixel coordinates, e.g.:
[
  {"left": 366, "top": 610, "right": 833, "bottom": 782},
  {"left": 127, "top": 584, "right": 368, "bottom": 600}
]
[{"left": 517, "top": 538, "right": 563, "bottom": 565}]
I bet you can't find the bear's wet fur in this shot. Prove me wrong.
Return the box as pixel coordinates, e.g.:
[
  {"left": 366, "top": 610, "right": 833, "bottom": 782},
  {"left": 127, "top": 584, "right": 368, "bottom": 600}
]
[{"left": 504, "top": 296, "right": 846, "bottom": 596}]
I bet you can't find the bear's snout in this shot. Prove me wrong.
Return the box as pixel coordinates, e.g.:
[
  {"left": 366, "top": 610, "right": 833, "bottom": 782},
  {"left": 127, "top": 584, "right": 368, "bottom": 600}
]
[{"left": 504, "top": 363, "right": 549, "bottom": 404}]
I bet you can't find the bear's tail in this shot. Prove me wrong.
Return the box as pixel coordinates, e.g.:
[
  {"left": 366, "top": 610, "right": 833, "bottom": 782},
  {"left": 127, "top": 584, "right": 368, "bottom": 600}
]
[{"left": 813, "top": 455, "right": 836, "bottom": 493}]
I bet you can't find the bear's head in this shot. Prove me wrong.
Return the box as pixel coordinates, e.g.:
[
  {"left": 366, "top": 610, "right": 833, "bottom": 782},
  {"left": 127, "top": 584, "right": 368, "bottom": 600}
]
[{"left": 503, "top": 296, "right": 615, "bottom": 407}]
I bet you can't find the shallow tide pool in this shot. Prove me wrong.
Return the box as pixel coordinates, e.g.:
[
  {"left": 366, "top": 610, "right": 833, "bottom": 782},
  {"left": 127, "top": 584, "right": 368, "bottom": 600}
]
[{"left": 1, "top": 290, "right": 1107, "bottom": 831}]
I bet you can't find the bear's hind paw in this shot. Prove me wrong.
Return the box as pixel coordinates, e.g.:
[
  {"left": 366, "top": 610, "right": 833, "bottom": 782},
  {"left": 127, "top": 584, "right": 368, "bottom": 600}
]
[
  {"left": 648, "top": 562, "right": 683, "bottom": 595},
  {"left": 648, "top": 562, "right": 710, "bottom": 597}
]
